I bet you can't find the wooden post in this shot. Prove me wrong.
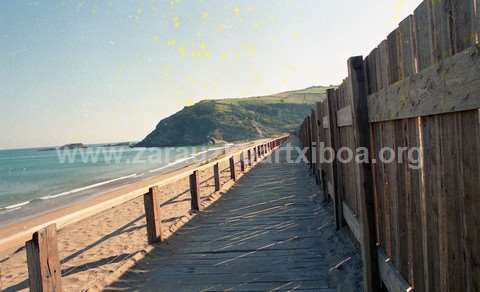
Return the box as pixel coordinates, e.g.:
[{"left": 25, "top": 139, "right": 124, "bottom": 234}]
[
  {"left": 144, "top": 186, "right": 162, "bottom": 244},
  {"left": 213, "top": 163, "right": 220, "bottom": 191},
  {"left": 347, "top": 56, "right": 381, "bottom": 292},
  {"left": 254, "top": 147, "right": 258, "bottom": 162},
  {"left": 189, "top": 170, "right": 201, "bottom": 211},
  {"left": 26, "top": 224, "right": 62, "bottom": 292},
  {"left": 247, "top": 149, "right": 252, "bottom": 166},
  {"left": 240, "top": 152, "right": 245, "bottom": 172},
  {"left": 229, "top": 157, "right": 236, "bottom": 181},
  {"left": 326, "top": 89, "right": 344, "bottom": 230}
]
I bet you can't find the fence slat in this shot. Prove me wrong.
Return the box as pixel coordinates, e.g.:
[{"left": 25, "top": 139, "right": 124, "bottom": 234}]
[
  {"left": 413, "top": 1, "right": 434, "bottom": 71},
  {"left": 144, "top": 186, "right": 163, "bottom": 244},
  {"left": 398, "top": 15, "right": 416, "bottom": 79},
  {"left": 431, "top": 0, "right": 453, "bottom": 62},
  {"left": 26, "top": 224, "right": 62, "bottom": 292}
]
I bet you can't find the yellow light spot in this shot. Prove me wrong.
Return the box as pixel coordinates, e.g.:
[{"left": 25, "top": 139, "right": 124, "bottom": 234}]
[
  {"left": 177, "top": 47, "right": 186, "bottom": 57},
  {"left": 219, "top": 51, "right": 228, "bottom": 61},
  {"left": 199, "top": 41, "right": 206, "bottom": 49},
  {"left": 201, "top": 11, "right": 209, "bottom": 20},
  {"left": 172, "top": 16, "right": 181, "bottom": 29},
  {"left": 167, "top": 39, "right": 177, "bottom": 47},
  {"left": 233, "top": 6, "right": 240, "bottom": 17}
]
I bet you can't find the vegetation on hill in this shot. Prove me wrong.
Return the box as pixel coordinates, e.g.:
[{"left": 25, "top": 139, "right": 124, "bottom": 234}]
[{"left": 136, "top": 86, "right": 330, "bottom": 147}]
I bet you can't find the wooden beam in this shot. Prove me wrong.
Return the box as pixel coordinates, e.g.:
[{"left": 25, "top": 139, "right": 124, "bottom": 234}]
[
  {"left": 377, "top": 249, "right": 412, "bottom": 292},
  {"left": 343, "top": 202, "right": 362, "bottom": 243},
  {"left": 229, "top": 157, "right": 236, "bottom": 181},
  {"left": 347, "top": 56, "right": 381, "bottom": 292},
  {"left": 213, "top": 163, "right": 220, "bottom": 191},
  {"left": 189, "top": 171, "right": 201, "bottom": 211},
  {"left": 368, "top": 46, "right": 480, "bottom": 122},
  {"left": 26, "top": 224, "right": 62, "bottom": 292},
  {"left": 336, "top": 105, "right": 353, "bottom": 127},
  {"left": 144, "top": 186, "right": 162, "bottom": 244}
]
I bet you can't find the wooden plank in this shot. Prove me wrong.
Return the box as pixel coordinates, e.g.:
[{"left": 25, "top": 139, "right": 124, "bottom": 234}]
[
  {"left": 431, "top": 0, "right": 453, "bottom": 63},
  {"left": 336, "top": 105, "right": 353, "bottom": 127},
  {"left": 387, "top": 29, "right": 400, "bottom": 84},
  {"left": 377, "top": 249, "right": 412, "bottom": 292},
  {"left": 366, "top": 48, "right": 378, "bottom": 94},
  {"left": 189, "top": 171, "right": 201, "bottom": 211},
  {"left": 405, "top": 118, "right": 425, "bottom": 292},
  {"left": 343, "top": 202, "right": 361, "bottom": 243},
  {"left": 459, "top": 109, "right": 480, "bottom": 291},
  {"left": 421, "top": 115, "right": 441, "bottom": 292},
  {"left": 144, "top": 186, "right": 163, "bottom": 244},
  {"left": 398, "top": 15, "right": 416, "bottom": 79},
  {"left": 368, "top": 46, "right": 480, "bottom": 122},
  {"left": 370, "top": 123, "right": 384, "bottom": 248},
  {"left": 247, "top": 149, "right": 252, "bottom": 167},
  {"left": 26, "top": 224, "right": 62, "bottom": 292},
  {"left": 438, "top": 112, "right": 466, "bottom": 291},
  {"left": 414, "top": 1, "right": 434, "bottom": 72},
  {"left": 229, "top": 157, "right": 236, "bottom": 181},
  {"left": 326, "top": 89, "right": 344, "bottom": 229},
  {"left": 213, "top": 163, "right": 220, "bottom": 191},
  {"left": 393, "top": 120, "right": 408, "bottom": 279},
  {"left": 347, "top": 56, "right": 381, "bottom": 292},
  {"left": 476, "top": 0, "right": 480, "bottom": 44},
  {"left": 451, "top": 0, "right": 475, "bottom": 52},
  {"left": 378, "top": 40, "right": 390, "bottom": 89}
]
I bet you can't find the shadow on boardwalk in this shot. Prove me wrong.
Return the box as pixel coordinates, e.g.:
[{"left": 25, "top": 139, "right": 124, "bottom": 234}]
[{"left": 106, "top": 139, "right": 363, "bottom": 291}]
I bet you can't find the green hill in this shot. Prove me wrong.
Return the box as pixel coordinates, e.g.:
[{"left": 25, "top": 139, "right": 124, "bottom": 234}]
[{"left": 136, "top": 86, "right": 329, "bottom": 147}]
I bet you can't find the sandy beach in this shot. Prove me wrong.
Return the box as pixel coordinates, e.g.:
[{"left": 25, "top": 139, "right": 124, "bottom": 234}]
[{"left": 0, "top": 141, "right": 267, "bottom": 291}]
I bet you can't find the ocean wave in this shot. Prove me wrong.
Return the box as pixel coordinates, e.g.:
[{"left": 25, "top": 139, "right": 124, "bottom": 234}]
[
  {"left": 39, "top": 173, "right": 138, "bottom": 200},
  {"left": 0, "top": 200, "right": 31, "bottom": 211}
]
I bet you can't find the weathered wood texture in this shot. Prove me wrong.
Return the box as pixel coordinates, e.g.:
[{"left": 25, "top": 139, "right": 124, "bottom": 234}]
[
  {"left": 144, "top": 186, "right": 163, "bottom": 244},
  {"left": 26, "top": 224, "right": 62, "bottom": 292},
  {"left": 213, "top": 163, "right": 220, "bottom": 191},
  {"left": 229, "top": 157, "right": 236, "bottom": 181},
  {"left": 368, "top": 46, "right": 480, "bottom": 123},
  {"left": 189, "top": 171, "right": 201, "bottom": 211}
]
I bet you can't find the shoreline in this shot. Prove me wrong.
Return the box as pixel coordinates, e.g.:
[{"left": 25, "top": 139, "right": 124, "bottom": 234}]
[{"left": 0, "top": 140, "right": 258, "bottom": 257}]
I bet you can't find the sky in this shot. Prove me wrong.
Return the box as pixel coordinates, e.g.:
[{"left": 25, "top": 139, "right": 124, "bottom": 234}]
[{"left": 0, "top": 0, "right": 422, "bottom": 149}]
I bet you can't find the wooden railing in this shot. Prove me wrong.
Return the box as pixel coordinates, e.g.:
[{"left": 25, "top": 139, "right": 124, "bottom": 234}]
[
  {"left": 0, "top": 135, "right": 289, "bottom": 291},
  {"left": 299, "top": 1, "right": 479, "bottom": 291}
]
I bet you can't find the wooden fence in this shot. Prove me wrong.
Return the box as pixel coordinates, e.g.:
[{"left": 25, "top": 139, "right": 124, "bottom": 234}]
[
  {"left": 0, "top": 136, "right": 289, "bottom": 292},
  {"left": 299, "top": 0, "right": 480, "bottom": 291}
]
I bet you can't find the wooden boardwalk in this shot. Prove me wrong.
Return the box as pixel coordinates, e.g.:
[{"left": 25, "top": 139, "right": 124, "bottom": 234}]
[{"left": 106, "top": 142, "right": 362, "bottom": 291}]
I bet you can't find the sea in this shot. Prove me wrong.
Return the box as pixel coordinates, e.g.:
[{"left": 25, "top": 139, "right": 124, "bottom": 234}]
[{"left": 0, "top": 143, "right": 230, "bottom": 226}]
